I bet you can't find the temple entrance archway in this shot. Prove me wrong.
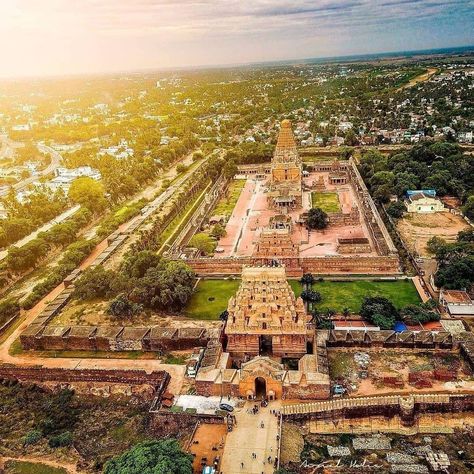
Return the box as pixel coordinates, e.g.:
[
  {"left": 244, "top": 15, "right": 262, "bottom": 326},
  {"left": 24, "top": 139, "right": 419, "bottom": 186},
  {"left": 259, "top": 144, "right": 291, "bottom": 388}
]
[
  {"left": 255, "top": 377, "right": 267, "bottom": 399},
  {"left": 259, "top": 335, "right": 272, "bottom": 356}
]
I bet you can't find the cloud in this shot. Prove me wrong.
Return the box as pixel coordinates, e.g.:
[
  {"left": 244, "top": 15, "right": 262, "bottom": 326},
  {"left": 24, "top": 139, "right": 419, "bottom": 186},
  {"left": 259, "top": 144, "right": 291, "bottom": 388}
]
[{"left": 0, "top": 0, "right": 472, "bottom": 77}]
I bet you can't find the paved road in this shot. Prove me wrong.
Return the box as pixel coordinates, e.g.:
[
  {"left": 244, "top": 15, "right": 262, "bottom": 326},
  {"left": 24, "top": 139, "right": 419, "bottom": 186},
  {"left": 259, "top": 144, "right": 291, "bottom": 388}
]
[
  {"left": 0, "top": 142, "right": 62, "bottom": 197},
  {"left": 221, "top": 401, "right": 280, "bottom": 474}
]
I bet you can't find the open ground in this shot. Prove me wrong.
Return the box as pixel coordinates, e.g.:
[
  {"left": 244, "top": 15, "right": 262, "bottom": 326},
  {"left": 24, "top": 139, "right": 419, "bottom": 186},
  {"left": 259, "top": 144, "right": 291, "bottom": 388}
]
[{"left": 396, "top": 211, "right": 469, "bottom": 256}]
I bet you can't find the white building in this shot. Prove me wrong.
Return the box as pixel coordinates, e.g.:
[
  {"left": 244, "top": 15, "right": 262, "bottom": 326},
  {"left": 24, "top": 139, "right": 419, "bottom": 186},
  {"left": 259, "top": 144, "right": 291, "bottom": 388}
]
[
  {"left": 47, "top": 166, "right": 101, "bottom": 193},
  {"left": 440, "top": 290, "right": 474, "bottom": 317},
  {"left": 405, "top": 190, "right": 444, "bottom": 213}
]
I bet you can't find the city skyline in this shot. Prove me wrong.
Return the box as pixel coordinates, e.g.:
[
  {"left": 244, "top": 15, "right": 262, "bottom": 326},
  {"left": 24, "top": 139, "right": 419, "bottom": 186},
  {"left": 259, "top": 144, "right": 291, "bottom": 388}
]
[{"left": 0, "top": 0, "right": 473, "bottom": 79}]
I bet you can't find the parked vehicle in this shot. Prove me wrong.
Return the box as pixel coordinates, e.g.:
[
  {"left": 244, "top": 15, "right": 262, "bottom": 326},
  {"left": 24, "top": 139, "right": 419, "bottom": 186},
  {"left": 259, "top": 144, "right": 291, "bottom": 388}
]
[{"left": 219, "top": 403, "right": 234, "bottom": 412}]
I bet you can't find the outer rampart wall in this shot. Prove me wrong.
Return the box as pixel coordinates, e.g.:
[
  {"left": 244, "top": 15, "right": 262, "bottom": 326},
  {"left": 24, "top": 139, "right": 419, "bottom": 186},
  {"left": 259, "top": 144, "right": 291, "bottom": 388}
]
[{"left": 0, "top": 365, "right": 169, "bottom": 385}]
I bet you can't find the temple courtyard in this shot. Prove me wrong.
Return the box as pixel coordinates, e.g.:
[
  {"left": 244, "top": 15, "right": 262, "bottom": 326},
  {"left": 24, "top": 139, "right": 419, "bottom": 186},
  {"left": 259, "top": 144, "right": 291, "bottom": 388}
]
[{"left": 215, "top": 169, "right": 378, "bottom": 258}]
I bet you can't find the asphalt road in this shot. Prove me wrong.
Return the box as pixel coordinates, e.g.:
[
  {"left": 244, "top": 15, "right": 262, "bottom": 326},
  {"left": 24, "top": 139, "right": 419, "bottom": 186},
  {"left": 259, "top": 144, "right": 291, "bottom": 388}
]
[{"left": 0, "top": 142, "right": 62, "bottom": 197}]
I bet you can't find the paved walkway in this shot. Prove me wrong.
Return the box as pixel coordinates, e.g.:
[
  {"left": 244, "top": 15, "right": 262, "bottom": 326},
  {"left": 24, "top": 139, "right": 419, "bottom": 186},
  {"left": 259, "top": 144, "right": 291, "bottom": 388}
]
[{"left": 220, "top": 401, "right": 280, "bottom": 474}]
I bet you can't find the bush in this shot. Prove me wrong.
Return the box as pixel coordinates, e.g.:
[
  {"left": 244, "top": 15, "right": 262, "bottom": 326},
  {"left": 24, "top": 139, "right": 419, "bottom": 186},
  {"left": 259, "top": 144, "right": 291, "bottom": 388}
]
[
  {"left": 0, "top": 298, "right": 20, "bottom": 326},
  {"left": 22, "top": 429, "right": 42, "bottom": 446},
  {"left": 48, "top": 431, "right": 73, "bottom": 448},
  {"left": 400, "top": 304, "right": 440, "bottom": 325}
]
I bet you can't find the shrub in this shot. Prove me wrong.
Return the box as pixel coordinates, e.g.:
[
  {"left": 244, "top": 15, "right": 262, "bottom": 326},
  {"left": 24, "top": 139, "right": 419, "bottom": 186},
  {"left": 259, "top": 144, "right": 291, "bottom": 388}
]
[
  {"left": 22, "top": 429, "right": 42, "bottom": 446},
  {"left": 48, "top": 431, "right": 73, "bottom": 448}
]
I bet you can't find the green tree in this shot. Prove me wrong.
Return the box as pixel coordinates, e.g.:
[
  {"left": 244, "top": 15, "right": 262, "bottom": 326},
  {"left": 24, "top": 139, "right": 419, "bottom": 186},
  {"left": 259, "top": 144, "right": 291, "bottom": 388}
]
[
  {"left": 73, "top": 266, "right": 124, "bottom": 300},
  {"left": 68, "top": 177, "right": 107, "bottom": 212},
  {"left": 210, "top": 223, "right": 226, "bottom": 239},
  {"left": 306, "top": 208, "right": 329, "bottom": 230},
  {"left": 189, "top": 233, "right": 216, "bottom": 255},
  {"left": 371, "top": 313, "right": 396, "bottom": 330},
  {"left": 104, "top": 439, "right": 193, "bottom": 474},
  {"left": 462, "top": 196, "right": 474, "bottom": 220},
  {"left": 386, "top": 201, "right": 405, "bottom": 219},
  {"left": 108, "top": 293, "right": 142, "bottom": 318},
  {"left": 360, "top": 296, "right": 398, "bottom": 329}
]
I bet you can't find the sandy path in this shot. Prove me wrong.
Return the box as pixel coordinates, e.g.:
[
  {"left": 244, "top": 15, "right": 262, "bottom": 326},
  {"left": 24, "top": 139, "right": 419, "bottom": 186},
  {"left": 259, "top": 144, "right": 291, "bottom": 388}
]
[{"left": 1, "top": 456, "right": 79, "bottom": 473}]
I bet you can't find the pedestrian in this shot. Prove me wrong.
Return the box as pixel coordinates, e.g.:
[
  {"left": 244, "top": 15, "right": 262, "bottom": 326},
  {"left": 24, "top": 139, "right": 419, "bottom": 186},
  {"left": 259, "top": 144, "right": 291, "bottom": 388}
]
[{"left": 241, "top": 462, "right": 244, "bottom": 469}]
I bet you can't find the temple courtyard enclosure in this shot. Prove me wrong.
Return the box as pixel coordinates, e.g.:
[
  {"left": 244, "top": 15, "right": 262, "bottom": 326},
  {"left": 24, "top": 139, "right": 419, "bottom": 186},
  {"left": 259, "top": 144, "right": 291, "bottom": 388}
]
[{"left": 215, "top": 169, "right": 379, "bottom": 258}]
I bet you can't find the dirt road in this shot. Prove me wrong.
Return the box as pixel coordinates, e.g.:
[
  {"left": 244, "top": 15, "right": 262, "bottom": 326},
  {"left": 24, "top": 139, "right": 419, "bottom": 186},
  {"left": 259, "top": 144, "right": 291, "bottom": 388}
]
[{"left": 1, "top": 456, "right": 79, "bottom": 473}]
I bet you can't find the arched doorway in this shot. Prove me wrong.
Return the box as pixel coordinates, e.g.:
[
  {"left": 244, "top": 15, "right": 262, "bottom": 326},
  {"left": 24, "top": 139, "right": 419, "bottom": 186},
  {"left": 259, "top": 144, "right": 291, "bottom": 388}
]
[{"left": 255, "top": 377, "right": 266, "bottom": 399}]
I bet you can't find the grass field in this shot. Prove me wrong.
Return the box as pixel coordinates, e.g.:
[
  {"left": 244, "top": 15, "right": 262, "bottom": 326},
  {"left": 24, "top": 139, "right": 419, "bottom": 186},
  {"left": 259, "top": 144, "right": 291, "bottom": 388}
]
[
  {"left": 184, "top": 278, "right": 420, "bottom": 319},
  {"left": 213, "top": 179, "right": 246, "bottom": 217},
  {"left": 5, "top": 461, "right": 66, "bottom": 474},
  {"left": 184, "top": 279, "right": 240, "bottom": 319},
  {"left": 289, "top": 279, "right": 420, "bottom": 313},
  {"left": 311, "top": 192, "right": 341, "bottom": 213}
]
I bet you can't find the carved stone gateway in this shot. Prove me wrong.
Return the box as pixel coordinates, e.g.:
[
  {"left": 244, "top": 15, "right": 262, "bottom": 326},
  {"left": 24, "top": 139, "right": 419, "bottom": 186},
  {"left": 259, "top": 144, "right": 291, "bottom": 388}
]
[{"left": 225, "top": 266, "right": 309, "bottom": 359}]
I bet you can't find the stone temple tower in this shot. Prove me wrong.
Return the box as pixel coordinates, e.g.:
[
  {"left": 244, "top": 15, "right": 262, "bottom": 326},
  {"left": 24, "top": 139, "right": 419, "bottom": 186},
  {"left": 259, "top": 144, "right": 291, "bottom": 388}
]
[{"left": 267, "top": 120, "right": 303, "bottom": 210}]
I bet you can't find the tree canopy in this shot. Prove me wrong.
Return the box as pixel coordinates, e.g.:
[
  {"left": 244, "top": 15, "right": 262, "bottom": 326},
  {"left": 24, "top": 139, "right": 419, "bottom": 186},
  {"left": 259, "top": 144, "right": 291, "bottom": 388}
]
[
  {"left": 68, "top": 177, "right": 107, "bottom": 212},
  {"left": 104, "top": 439, "right": 193, "bottom": 474},
  {"left": 306, "top": 208, "right": 329, "bottom": 230}
]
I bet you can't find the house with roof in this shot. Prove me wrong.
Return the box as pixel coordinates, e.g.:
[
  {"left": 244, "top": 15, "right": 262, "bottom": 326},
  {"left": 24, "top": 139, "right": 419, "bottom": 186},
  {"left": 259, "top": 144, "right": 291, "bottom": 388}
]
[
  {"left": 405, "top": 189, "right": 444, "bottom": 213},
  {"left": 440, "top": 289, "right": 474, "bottom": 317}
]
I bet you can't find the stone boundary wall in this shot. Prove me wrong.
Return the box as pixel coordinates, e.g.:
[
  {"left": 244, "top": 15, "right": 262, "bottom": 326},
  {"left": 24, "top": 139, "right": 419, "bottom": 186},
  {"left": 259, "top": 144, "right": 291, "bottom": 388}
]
[
  {"left": 282, "top": 393, "right": 474, "bottom": 428},
  {"left": 325, "top": 329, "right": 457, "bottom": 349},
  {"left": 185, "top": 255, "right": 400, "bottom": 277},
  {"left": 347, "top": 158, "right": 397, "bottom": 255},
  {"left": 169, "top": 175, "right": 228, "bottom": 254},
  {"left": 20, "top": 325, "right": 212, "bottom": 352},
  {"left": 0, "top": 365, "right": 170, "bottom": 394}
]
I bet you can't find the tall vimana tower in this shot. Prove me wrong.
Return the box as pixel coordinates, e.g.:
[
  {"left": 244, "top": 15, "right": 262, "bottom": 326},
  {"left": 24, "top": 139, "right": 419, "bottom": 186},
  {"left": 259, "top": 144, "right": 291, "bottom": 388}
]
[{"left": 267, "top": 119, "right": 303, "bottom": 210}]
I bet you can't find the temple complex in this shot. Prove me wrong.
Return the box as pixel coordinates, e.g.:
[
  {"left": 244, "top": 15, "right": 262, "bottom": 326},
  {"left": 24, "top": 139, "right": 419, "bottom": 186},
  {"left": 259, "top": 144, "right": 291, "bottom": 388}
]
[{"left": 198, "top": 119, "right": 400, "bottom": 277}]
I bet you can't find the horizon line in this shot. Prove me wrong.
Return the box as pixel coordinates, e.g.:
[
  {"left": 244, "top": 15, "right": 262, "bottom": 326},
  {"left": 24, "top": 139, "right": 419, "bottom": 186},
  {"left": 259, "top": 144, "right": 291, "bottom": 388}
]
[{"left": 1, "top": 44, "right": 473, "bottom": 83}]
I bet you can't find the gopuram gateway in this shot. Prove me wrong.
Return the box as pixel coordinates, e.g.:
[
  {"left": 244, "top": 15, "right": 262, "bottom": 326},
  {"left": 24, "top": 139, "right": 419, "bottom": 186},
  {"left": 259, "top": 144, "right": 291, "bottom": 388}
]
[
  {"left": 187, "top": 119, "right": 400, "bottom": 276},
  {"left": 195, "top": 265, "right": 331, "bottom": 400}
]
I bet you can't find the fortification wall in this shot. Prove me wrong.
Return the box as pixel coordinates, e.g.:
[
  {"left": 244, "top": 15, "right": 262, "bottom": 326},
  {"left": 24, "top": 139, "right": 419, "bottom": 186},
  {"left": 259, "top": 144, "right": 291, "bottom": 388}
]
[
  {"left": 283, "top": 393, "right": 474, "bottom": 427},
  {"left": 0, "top": 365, "right": 169, "bottom": 399},
  {"left": 186, "top": 255, "right": 400, "bottom": 276},
  {"left": 20, "top": 325, "right": 211, "bottom": 352}
]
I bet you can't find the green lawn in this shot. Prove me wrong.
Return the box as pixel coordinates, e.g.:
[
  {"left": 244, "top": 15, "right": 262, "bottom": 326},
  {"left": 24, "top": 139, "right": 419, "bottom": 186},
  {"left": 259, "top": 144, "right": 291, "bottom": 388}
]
[
  {"left": 184, "top": 278, "right": 420, "bottom": 319},
  {"left": 290, "top": 279, "right": 420, "bottom": 313},
  {"left": 213, "top": 179, "right": 246, "bottom": 217},
  {"left": 5, "top": 461, "right": 66, "bottom": 474},
  {"left": 184, "top": 279, "right": 240, "bottom": 319},
  {"left": 311, "top": 192, "right": 341, "bottom": 213}
]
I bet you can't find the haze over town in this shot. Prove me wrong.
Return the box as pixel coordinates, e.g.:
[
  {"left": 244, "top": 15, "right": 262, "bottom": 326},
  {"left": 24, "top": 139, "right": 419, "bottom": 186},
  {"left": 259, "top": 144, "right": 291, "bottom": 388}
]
[{"left": 0, "top": 0, "right": 473, "bottom": 77}]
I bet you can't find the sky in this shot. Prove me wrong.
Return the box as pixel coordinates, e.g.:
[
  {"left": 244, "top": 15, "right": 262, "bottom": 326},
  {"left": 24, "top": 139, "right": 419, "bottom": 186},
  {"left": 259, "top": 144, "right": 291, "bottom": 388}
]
[{"left": 0, "top": 0, "right": 473, "bottom": 78}]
